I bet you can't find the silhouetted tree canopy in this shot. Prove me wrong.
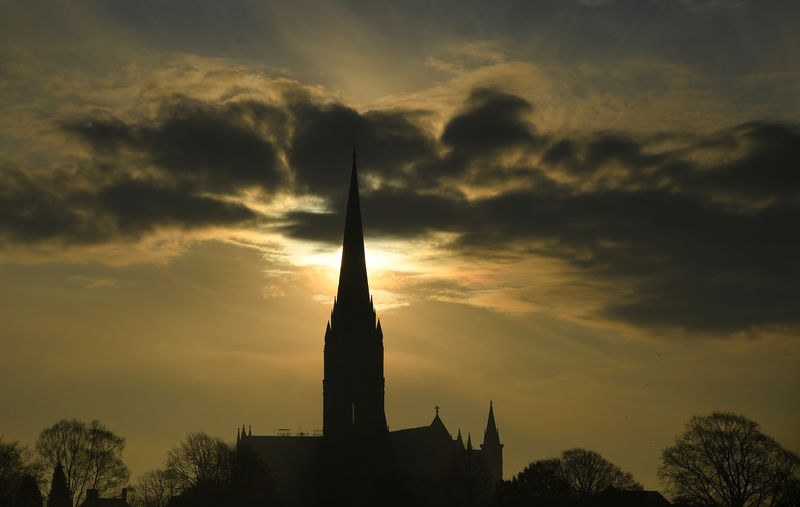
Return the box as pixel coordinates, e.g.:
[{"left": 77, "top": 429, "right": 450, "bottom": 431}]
[
  {"left": 492, "top": 458, "right": 575, "bottom": 507},
  {"left": 492, "top": 450, "right": 641, "bottom": 507},
  {"left": 15, "top": 473, "right": 43, "bottom": 507},
  {"left": 0, "top": 439, "right": 28, "bottom": 505},
  {"left": 136, "top": 434, "right": 278, "bottom": 507},
  {"left": 0, "top": 438, "right": 42, "bottom": 507},
  {"left": 164, "top": 433, "right": 233, "bottom": 492},
  {"left": 133, "top": 468, "right": 181, "bottom": 507},
  {"left": 559, "top": 448, "right": 642, "bottom": 497},
  {"left": 47, "top": 463, "right": 71, "bottom": 507},
  {"left": 36, "top": 419, "right": 129, "bottom": 506},
  {"left": 659, "top": 412, "right": 800, "bottom": 507}
]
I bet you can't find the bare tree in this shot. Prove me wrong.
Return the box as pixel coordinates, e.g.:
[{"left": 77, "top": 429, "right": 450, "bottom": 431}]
[
  {"left": 559, "top": 448, "right": 642, "bottom": 497},
  {"left": 132, "top": 468, "right": 181, "bottom": 507},
  {"left": 36, "top": 419, "right": 129, "bottom": 506},
  {"left": 165, "top": 433, "right": 233, "bottom": 491},
  {"left": 659, "top": 412, "right": 800, "bottom": 507}
]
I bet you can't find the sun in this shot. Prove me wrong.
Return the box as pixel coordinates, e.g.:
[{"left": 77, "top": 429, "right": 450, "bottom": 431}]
[{"left": 295, "top": 243, "right": 409, "bottom": 276}]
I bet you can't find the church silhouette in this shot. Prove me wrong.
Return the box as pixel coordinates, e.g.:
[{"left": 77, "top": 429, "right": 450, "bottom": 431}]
[{"left": 236, "top": 151, "right": 502, "bottom": 506}]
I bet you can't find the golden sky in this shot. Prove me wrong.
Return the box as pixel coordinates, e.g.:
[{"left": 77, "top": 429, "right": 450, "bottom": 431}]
[{"left": 1, "top": 0, "right": 799, "bottom": 491}]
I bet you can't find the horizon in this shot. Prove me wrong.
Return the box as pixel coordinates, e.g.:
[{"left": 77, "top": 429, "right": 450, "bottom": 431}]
[{"left": 1, "top": 0, "right": 799, "bottom": 497}]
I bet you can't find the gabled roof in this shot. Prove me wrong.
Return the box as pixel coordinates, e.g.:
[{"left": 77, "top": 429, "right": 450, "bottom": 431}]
[{"left": 389, "top": 414, "right": 463, "bottom": 478}]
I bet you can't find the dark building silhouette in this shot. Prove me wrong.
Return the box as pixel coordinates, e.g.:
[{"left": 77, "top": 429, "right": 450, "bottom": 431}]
[
  {"left": 46, "top": 463, "right": 71, "bottom": 507},
  {"left": 77, "top": 488, "right": 130, "bottom": 507},
  {"left": 237, "top": 151, "right": 502, "bottom": 506},
  {"left": 588, "top": 487, "right": 672, "bottom": 507}
]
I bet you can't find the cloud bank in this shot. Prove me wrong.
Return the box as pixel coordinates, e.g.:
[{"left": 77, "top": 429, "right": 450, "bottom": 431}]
[{"left": 2, "top": 82, "right": 798, "bottom": 335}]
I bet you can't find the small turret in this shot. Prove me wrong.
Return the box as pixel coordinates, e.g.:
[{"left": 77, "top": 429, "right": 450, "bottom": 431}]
[
  {"left": 482, "top": 401, "right": 500, "bottom": 446},
  {"left": 480, "top": 401, "right": 503, "bottom": 482},
  {"left": 456, "top": 428, "right": 464, "bottom": 449}
]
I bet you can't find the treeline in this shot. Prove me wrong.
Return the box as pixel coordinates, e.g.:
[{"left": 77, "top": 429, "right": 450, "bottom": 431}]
[
  {"left": 0, "top": 425, "right": 273, "bottom": 507},
  {"left": 1, "top": 419, "right": 127, "bottom": 507},
  {"left": 2, "top": 412, "right": 799, "bottom": 507},
  {"left": 492, "top": 413, "right": 800, "bottom": 507},
  {"left": 491, "top": 448, "right": 643, "bottom": 506},
  {"left": 135, "top": 432, "right": 276, "bottom": 507}
]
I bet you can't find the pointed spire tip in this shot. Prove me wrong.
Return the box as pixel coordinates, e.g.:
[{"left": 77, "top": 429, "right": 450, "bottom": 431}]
[{"left": 337, "top": 149, "right": 370, "bottom": 306}]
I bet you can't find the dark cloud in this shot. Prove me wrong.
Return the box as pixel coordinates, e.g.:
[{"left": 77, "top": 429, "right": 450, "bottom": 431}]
[
  {"left": 464, "top": 187, "right": 799, "bottom": 332},
  {"left": 1, "top": 96, "right": 277, "bottom": 246},
  {"left": 542, "top": 139, "right": 578, "bottom": 166},
  {"left": 584, "top": 134, "right": 665, "bottom": 169},
  {"left": 64, "top": 96, "right": 287, "bottom": 193},
  {"left": 288, "top": 101, "right": 435, "bottom": 196},
  {"left": 98, "top": 179, "right": 256, "bottom": 235},
  {"left": 280, "top": 210, "right": 343, "bottom": 245},
  {"left": 406, "top": 88, "right": 547, "bottom": 186},
  {"left": 680, "top": 122, "right": 800, "bottom": 201},
  {"left": 441, "top": 88, "right": 540, "bottom": 156},
  {"left": 481, "top": 123, "right": 800, "bottom": 332},
  {"left": 0, "top": 166, "right": 107, "bottom": 245},
  {"left": 0, "top": 166, "right": 256, "bottom": 246},
  {"left": 281, "top": 188, "right": 469, "bottom": 244}
]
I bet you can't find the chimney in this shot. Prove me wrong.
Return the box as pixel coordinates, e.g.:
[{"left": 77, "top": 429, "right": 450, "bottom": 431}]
[
  {"left": 121, "top": 488, "right": 127, "bottom": 503},
  {"left": 86, "top": 489, "right": 99, "bottom": 505}
]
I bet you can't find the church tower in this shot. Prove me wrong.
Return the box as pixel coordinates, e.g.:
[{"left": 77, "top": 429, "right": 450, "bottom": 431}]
[{"left": 323, "top": 150, "right": 388, "bottom": 440}]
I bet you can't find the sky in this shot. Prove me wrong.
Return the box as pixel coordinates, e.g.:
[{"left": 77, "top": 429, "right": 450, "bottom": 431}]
[{"left": 1, "top": 0, "right": 799, "bottom": 494}]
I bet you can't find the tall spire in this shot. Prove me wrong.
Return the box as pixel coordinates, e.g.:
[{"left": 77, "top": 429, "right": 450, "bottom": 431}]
[
  {"left": 336, "top": 148, "right": 370, "bottom": 308},
  {"left": 323, "top": 150, "right": 387, "bottom": 440}
]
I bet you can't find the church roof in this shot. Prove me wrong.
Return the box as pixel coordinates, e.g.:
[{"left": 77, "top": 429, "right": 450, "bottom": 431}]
[
  {"left": 389, "top": 413, "right": 462, "bottom": 479},
  {"left": 430, "top": 412, "right": 449, "bottom": 436},
  {"left": 389, "top": 409, "right": 454, "bottom": 447},
  {"left": 591, "top": 488, "right": 673, "bottom": 507},
  {"left": 336, "top": 149, "right": 370, "bottom": 310}
]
